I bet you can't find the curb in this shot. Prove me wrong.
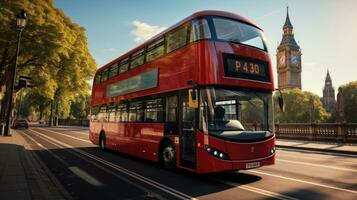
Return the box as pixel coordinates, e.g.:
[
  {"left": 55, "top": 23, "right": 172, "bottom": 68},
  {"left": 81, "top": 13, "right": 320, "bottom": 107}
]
[{"left": 276, "top": 145, "right": 357, "bottom": 156}]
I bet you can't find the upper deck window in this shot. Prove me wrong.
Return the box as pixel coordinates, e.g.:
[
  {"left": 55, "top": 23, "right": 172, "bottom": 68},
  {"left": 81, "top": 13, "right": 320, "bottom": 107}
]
[
  {"left": 212, "top": 17, "right": 267, "bottom": 51},
  {"left": 146, "top": 37, "right": 165, "bottom": 62},
  {"left": 130, "top": 49, "right": 145, "bottom": 69},
  {"left": 166, "top": 25, "right": 188, "bottom": 53},
  {"left": 101, "top": 68, "right": 109, "bottom": 82},
  {"left": 94, "top": 73, "right": 101, "bottom": 84},
  {"left": 190, "top": 18, "right": 211, "bottom": 42},
  {"left": 109, "top": 63, "right": 119, "bottom": 79},
  {"left": 119, "top": 58, "right": 129, "bottom": 74}
]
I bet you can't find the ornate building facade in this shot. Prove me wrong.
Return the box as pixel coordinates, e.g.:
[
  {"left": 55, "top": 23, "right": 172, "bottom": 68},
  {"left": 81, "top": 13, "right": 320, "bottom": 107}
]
[
  {"left": 322, "top": 70, "right": 336, "bottom": 112},
  {"left": 276, "top": 7, "right": 302, "bottom": 90}
]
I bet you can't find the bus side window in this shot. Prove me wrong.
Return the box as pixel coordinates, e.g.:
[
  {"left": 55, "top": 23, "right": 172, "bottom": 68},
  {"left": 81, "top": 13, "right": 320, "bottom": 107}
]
[
  {"left": 145, "top": 98, "right": 163, "bottom": 122},
  {"left": 146, "top": 37, "right": 165, "bottom": 63},
  {"left": 108, "top": 63, "right": 119, "bottom": 79},
  {"left": 166, "top": 24, "right": 188, "bottom": 53},
  {"left": 129, "top": 101, "right": 143, "bottom": 122},
  {"left": 108, "top": 104, "right": 116, "bottom": 122},
  {"left": 130, "top": 49, "right": 145, "bottom": 69},
  {"left": 117, "top": 103, "right": 128, "bottom": 122},
  {"left": 164, "top": 96, "right": 178, "bottom": 135},
  {"left": 190, "top": 18, "right": 211, "bottom": 42},
  {"left": 101, "top": 68, "right": 109, "bottom": 82},
  {"left": 98, "top": 105, "right": 108, "bottom": 122},
  {"left": 119, "top": 58, "right": 129, "bottom": 74},
  {"left": 94, "top": 73, "right": 101, "bottom": 84}
]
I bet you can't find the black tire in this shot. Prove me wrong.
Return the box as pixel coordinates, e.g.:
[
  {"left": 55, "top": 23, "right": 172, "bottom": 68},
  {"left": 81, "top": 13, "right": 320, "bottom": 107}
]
[
  {"left": 160, "top": 142, "right": 176, "bottom": 170},
  {"left": 99, "top": 133, "right": 106, "bottom": 150}
]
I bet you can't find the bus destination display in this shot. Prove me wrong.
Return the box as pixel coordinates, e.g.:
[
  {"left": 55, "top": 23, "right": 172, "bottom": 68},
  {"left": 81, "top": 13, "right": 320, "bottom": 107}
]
[{"left": 223, "top": 54, "right": 270, "bottom": 82}]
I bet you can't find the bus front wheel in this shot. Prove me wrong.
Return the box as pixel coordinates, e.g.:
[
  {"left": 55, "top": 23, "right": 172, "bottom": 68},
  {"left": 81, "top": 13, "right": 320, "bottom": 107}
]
[{"left": 160, "top": 142, "right": 176, "bottom": 170}]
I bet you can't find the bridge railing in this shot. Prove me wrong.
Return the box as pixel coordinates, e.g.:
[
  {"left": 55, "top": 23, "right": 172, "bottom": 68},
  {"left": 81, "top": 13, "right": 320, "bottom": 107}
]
[
  {"left": 276, "top": 123, "right": 357, "bottom": 142},
  {"left": 57, "top": 119, "right": 89, "bottom": 127}
]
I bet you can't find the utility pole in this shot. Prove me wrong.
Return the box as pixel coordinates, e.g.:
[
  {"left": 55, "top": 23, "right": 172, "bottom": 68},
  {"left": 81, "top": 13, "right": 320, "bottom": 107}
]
[{"left": 4, "top": 10, "right": 27, "bottom": 136}]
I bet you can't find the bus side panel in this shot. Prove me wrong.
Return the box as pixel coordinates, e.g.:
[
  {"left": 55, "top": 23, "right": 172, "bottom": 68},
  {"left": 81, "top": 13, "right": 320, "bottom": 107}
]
[
  {"left": 108, "top": 123, "right": 163, "bottom": 162},
  {"left": 89, "top": 121, "right": 101, "bottom": 145}
]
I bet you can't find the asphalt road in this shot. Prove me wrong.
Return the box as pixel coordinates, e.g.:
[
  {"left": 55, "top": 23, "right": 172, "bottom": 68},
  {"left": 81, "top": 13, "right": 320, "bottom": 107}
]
[{"left": 17, "top": 126, "right": 357, "bottom": 200}]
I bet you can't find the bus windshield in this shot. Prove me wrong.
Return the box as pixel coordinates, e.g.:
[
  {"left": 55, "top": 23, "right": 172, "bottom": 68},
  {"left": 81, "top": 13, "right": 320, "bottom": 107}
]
[
  {"left": 199, "top": 87, "right": 273, "bottom": 139},
  {"left": 212, "top": 17, "right": 267, "bottom": 51}
]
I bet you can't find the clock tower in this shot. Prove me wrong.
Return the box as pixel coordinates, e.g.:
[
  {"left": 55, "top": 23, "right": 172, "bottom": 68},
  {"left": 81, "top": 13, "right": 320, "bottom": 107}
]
[{"left": 277, "top": 7, "right": 302, "bottom": 90}]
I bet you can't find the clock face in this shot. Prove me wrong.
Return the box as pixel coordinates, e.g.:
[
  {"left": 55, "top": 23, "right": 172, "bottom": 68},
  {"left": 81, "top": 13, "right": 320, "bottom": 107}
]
[
  {"left": 279, "top": 55, "right": 285, "bottom": 66},
  {"left": 291, "top": 55, "right": 298, "bottom": 65}
]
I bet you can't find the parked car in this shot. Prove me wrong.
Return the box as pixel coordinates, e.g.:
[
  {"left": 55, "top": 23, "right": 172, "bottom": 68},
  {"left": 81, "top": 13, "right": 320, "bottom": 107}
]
[
  {"left": 13, "top": 119, "right": 29, "bottom": 129},
  {"left": 39, "top": 119, "right": 46, "bottom": 125}
]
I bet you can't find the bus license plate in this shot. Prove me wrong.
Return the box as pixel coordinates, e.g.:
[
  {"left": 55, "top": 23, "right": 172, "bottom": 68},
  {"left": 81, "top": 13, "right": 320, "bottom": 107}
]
[{"left": 246, "top": 162, "right": 260, "bottom": 169}]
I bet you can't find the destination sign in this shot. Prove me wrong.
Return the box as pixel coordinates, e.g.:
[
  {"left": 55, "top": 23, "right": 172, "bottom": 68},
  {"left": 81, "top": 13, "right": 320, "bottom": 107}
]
[
  {"left": 107, "top": 68, "right": 158, "bottom": 97},
  {"left": 223, "top": 54, "right": 270, "bottom": 82}
]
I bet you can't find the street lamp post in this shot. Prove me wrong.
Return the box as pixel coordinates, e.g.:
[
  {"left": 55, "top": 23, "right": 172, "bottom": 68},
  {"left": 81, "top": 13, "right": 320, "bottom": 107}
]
[{"left": 4, "top": 10, "right": 27, "bottom": 136}]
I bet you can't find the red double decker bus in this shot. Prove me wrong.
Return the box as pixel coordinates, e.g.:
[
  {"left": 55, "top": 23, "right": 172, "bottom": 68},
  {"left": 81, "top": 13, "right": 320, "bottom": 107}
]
[{"left": 89, "top": 10, "right": 276, "bottom": 173}]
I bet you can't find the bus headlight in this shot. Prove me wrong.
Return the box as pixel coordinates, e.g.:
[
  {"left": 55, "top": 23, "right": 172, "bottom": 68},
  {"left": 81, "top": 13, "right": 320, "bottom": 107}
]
[
  {"left": 205, "top": 145, "right": 230, "bottom": 160},
  {"left": 270, "top": 146, "right": 276, "bottom": 154}
]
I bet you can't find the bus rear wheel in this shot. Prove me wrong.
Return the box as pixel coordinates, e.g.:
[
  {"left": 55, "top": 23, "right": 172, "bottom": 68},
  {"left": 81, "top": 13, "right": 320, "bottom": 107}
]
[
  {"left": 160, "top": 142, "right": 176, "bottom": 170},
  {"left": 99, "top": 133, "right": 106, "bottom": 150}
]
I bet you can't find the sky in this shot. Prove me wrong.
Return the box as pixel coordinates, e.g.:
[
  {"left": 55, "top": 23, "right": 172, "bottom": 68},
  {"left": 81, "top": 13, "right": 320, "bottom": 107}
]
[{"left": 54, "top": 0, "right": 357, "bottom": 97}]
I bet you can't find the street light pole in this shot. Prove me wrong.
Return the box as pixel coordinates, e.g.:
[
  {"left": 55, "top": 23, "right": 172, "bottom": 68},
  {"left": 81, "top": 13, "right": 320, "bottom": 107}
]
[{"left": 4, "top": 10, "right": 27, "bottom": 136}]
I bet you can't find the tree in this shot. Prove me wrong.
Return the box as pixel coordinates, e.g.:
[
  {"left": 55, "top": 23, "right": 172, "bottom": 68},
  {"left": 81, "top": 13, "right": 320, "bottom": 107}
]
[
  {"left": 339, "top": 81, "right": 357, "bottom": 123},
  {"left": 70, "top": 95, "right": 90, "bottom": 119},
  {"left": 0, "top": 0, "right": 96, "bottom": 121},
  {"left": 274, "top": 89, "right": 330, "bottom": 123}
]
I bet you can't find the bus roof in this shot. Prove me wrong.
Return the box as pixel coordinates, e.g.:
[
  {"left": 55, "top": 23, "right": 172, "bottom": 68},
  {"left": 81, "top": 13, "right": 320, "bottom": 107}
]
[{"left": 96, "top": 10, "right": 261, "bottom": 73}]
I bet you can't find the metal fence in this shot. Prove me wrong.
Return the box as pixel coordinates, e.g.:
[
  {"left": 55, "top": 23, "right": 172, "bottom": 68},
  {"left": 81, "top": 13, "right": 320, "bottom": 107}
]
[
  {"left": 276, "top": 123, "right": 357, "bottom": 142},
  {"left": 57, "top": 119, "right": 89, "bottom": 127}
]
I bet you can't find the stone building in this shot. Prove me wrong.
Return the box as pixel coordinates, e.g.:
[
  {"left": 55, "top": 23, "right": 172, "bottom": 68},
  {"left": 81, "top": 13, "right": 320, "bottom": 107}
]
[
  {"left": 322, "top": 70, "right": 336, "bottom": 112},
  {"left": 276, "top": 7, "right": 302, "bottom": 90}
]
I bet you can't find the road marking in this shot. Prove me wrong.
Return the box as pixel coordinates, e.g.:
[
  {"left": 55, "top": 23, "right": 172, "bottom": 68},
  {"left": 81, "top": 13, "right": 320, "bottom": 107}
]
[
  {"left": 276, "top": 158, "right": 357, "bottom": 173},
  {"left": 47, "top": 128, "right": 89, "bottom": 135},
  {"left": 35, "top": 127, "right": 303, "bottom": 200},
  {"left": 24, "top": 130, "right": 167, "bottom": 200},
  {"left": 251, "top": 170, "right": 357, "bottom": 194},
  {"left": 37, "top": 128, "right": 91, "bottom": 144},
  {"left": 29, "top": 129, "right": 196, "bottom": 200},
  {"left": 69, "top": 166, "right": 104, "bottom": 187},
  {"left": 217, "top": 179, "right": 299, "bottom": 200}
]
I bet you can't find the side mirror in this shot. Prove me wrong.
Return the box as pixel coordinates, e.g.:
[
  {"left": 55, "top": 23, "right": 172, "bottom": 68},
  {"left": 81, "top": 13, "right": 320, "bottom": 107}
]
[
  {"left": 275, "top": 89, "right": 285, "bottom": 112},
  {"left": 188, "top": 89, "right": 198, "bottom": 108}
]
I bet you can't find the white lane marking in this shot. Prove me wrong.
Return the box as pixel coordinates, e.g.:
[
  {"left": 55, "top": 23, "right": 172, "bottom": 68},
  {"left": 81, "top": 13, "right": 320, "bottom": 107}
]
[
  {"left": 218, "top": 179, "right": 299, "bottom": 200},
  {"left": 277, "top": 147, "right": 357, "bottom": 158},
  {"left": 29, "top": 129, "right": 196, "bottom": 200},
  {"left": 48, "top": 128, "right": 89, "bottom": 135},
  {"left": 37, "top": 128, "right": 301, "bottom": 200},
  {"left": 69, "top": 166, "right": 104, "bottom": 187},
  {"left": 21, "top": 131, "right": 104, "bottom": 187},
  {"left": 277, "top": 158, "right": 357, "bottom": 173},
  {"left": 251, "top": 170, "right": 357, "bottom": 194},
  {"left": 25, "top": 130, "right": 167, "bottom": 200},
  {"left": 37, "top": 128, "right": 91, "bottom": 144}
]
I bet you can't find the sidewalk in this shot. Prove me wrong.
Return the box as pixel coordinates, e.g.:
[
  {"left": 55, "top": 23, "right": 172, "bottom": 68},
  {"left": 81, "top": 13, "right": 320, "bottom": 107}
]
[
  {"left": 0, "top": 130, "right": 70, "bottom": 200},
  {"left": 276, "top": 139, "right": 357, "bottom": 155}
]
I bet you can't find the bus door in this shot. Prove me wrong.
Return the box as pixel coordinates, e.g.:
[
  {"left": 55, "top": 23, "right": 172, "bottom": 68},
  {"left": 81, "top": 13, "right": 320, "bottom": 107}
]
[{"left": 179, "top": 90, "right": 197, "bottom": 169}]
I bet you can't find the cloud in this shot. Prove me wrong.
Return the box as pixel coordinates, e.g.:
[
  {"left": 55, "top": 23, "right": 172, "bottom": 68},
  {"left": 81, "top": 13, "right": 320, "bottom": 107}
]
[{"left": 131, "top": 20, "right": 166, "bottom": 43}]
